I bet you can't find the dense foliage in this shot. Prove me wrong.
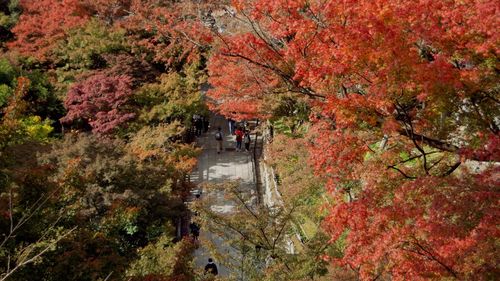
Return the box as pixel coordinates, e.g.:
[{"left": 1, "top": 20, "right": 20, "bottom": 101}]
[
  {"left": 0, "top": 0, "right": 213, "bottom": 280},
  {"left": 61, "top": 73, "right": 135, "bottom": 134},
  {"left": 207, "top": 0, "right": 499, "bottom": 280},
  {"left": 1, "top": 0, "right": 498, "bottom": 280}
]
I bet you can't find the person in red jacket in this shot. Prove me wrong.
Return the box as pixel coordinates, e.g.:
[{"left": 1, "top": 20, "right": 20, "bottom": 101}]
[{"left": 235, "top": 127, "right": 244, "bottom": 151}]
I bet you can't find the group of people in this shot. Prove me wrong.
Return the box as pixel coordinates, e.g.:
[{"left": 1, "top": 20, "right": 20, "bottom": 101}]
[
  {"left": 215, "top": 118, "right": 252, "bottom": 153},
  {"left": 193, "top": 114, "right": 209, "bottom": 137},
  {"left": 189, "top": 218, "right": 219, "bottom": 276},
  {"left": 189, "top": 205, "right": 218, "bottom": 276},
  {"left": 192, "top": 116, "right": 256, "bottom": 277},
  {"left": 234, "top": 126, "right": 251, "bottom": 152}
]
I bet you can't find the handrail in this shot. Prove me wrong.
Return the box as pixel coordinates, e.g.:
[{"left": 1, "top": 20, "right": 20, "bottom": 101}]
[{"left": 251, "top": 120, "right": 262, "bottom": 205}]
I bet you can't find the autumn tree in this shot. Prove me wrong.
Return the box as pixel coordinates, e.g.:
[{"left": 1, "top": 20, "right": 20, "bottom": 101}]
[
  {"left": 206, "top": 0, "right": 500, "bottom": 279},
  {"left": 54, "top": 18, "right": 129, "bottom": 71},
  {"left": 134, "top": 61, "right": 208, "bottom": 127},
  {"left": 103, "top": 53, "right": 159, "bottom": 87},
  {"left": 0, "top": 76, "right": 55, "bottom": 150},
  {"left": 1, "top": 113, "right": 199, "bottom": 281},
  {"left": 127, "top": 236, "right": 196, "bottom": 281},
  {"left": 86, "top": 0, "right": 132, "bottom": 25},
  {"left": 0, "top": 0, "right": 20, "bottom": 44},
  {"left": 61, "top": 73, "right": 135, "bottom": 134},
  {"left": 8, "top": 0, "right": 91, "bottom": 61},
  {"left": 0, "top": 144, "right": 76, "bottom": 281},
  {"left": 0, "top": 58, "right": 64, "bottom": 123},
  {"left": 0, "top": 58, "right": 16, "bottom": 108},
  {"left": 115, "top": 0, "right": 231, "bottom": 72},
  {"left": 192, "top": 180, "right": 341, "bottom": 281},
  {"left": 30, "top": 130, "right": 197, "bottom": 281},
  {"left": 2, "top": 1, "right": 218, "bottom": 280},
  {"left": 0, "top": 77, "right": 70, "bottom": 281}
]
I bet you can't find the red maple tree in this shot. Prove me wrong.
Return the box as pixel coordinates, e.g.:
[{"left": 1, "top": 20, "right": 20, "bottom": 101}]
[
  {"left": 61, "top": 73, "right": 135, "bottom": 134},
  {"left": 8, "top": 0, "right": 214, "bottom": 65},
  {"left": 8, "top": 0, "right": 91, "bottom": 61},
  {"left": 207, "top": 0, "right": 499, "bottom": 279},
  {"left": 119, "top": 0, "right": 215, "bottom": 68}
]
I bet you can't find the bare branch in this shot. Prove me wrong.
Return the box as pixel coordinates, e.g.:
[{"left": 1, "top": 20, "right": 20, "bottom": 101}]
[
  {"left": 443, "top": 161, "right": 461, "bottom": 176},
  {"left": 0, "top": 227, "right": 77, "bottom": 281},
  {"left": 387, "top": 165, "right": 416, "bottom": 180}
]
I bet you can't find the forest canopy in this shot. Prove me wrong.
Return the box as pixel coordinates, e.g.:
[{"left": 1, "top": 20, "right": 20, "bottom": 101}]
[
  {"left": 206, "top": 0, "right": 499, "bottom": 280},
  {"left": 0, "top": 1, "right": 214, "bottom": 280},
  {"left": 0, "top": 0, "right": 498, "bottom": 280}
]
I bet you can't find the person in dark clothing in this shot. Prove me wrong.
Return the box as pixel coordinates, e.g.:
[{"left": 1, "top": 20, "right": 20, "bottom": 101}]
[
  {"left": 215, "top": 127, "right": 223, "bottom": 154},
  {"left": 228, "top": 118, "right": 236, "bottom": 135},
  {"left": 194, "top": 117, "right": 203, "bottom": 136},
  {"left": 244, "top": 130, "right": 251, "bottom": 152},
  {"left": 205, "top": 258, "right": 218, "bottom": 275},
  {"left": 189, "top": 222, "right": 200, "bottom": 240},
  {"left": 203, "top": 116, "right": 210, "bottom": 132}
]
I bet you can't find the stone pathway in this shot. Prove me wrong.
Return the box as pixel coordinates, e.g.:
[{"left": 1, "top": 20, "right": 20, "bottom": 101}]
[{"left": 190, "top": 114, "right": 256, "bottom": 278}]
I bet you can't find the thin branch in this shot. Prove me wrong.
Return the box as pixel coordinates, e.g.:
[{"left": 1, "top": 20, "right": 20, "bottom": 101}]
[
  {"left": 372, "top": 271, "right": 383, "bottom": 281},
  {"left": 9, "top": 188, "right": 13, "bottom": 235},
  {"left": 1, "top": 191, "right": 48, "bottom": 249},
  {"left": 387, "top": 166, "right": 416, "bottom": 180},
  {"left": 0, "top": 226, "right": 77, "bottom": 281},
  {"left": 399, "top": 151, "right": 440, "bottom": 164},
  {"left": 353, "top": 71, "right": 373, "bottom": 84},
  {"left": 176, "top": 30, "right": 205, "bottom": 49},
  {"left": 103, "top": 271, "right": 114, "bottom": 281},
  {"left": 242, "top": 10, "right": 285, "bottom": 60},
  {"left": 302, "top": 29, "right": 319, "bottom": 58},
  {"left": 6, "top": 254, "right": 10, "bottom": 277},
  {"left": 304, "top": 1, "right": 327, "bottom": 28},
  {"left": 411, "top": 239, "right": 458, "bottom": 279},
  {"left": 217, "top": 29, "right": 326, "bottom": 100},
  {"left": 232, "top": 188, "right": 273, "bottom": 247},
  {"left": 206, "top": 211, "right": 265, "bottom": 250},
  {"left": 272, "top": 205, "right": 296, "bottom": 251},
  {"left": 400, "top": 106, "right": 429, "bottom": 175},
  {"left": 427, "top": 156, "right": 444, "bottom": 171},
  {"left": 443, "top": 161, "right": 461, "bottom": 176}
]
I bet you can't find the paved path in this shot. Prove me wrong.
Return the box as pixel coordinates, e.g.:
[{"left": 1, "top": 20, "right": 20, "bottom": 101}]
[{"left": 190, "top": 115, "right": 256, "bottom": 278}]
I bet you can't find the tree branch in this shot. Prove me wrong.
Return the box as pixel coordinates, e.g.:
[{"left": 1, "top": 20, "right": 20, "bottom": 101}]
[
  {"left": 410, "top": 239, "right": 458, "bottom": 279},
  {"left": 0, "top": 226, "right": 77, "bottom": 281},
  {"left": 387, "top": 166, "right": 416, "bottom": 179}
]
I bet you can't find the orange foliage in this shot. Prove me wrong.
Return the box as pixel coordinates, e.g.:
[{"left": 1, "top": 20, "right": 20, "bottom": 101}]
[
  {"left": 9, "top": 0, "right": 91, "bottom": 60},
  {"left": 207, "top": 0, "right": 500, "bottom": 279}
]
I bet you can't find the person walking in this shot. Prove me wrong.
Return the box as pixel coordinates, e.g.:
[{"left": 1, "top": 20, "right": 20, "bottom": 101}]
[
  {"left": 244, "top": 130, "right": 251, "bottom": 152},
  {"left": 204, "top": 258, "right": 218, "bottom": 275},
  {"left": 189, "top": 222, "right": 200, "bottom": 240},
  {"left": 203, "top": 116, "right": 209, "bottom": 133},
  {"left": 235, "top": 127, "right": 243, "bottom": 151},
  {"left": 194, "top": 116, "right": 203, "bottom": 137},
  {"left": 215, "top": 127, "right": 223, "bottom": 154},
  {"left": 228, "top": 118, "right": 236, "bottom": 135}
]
